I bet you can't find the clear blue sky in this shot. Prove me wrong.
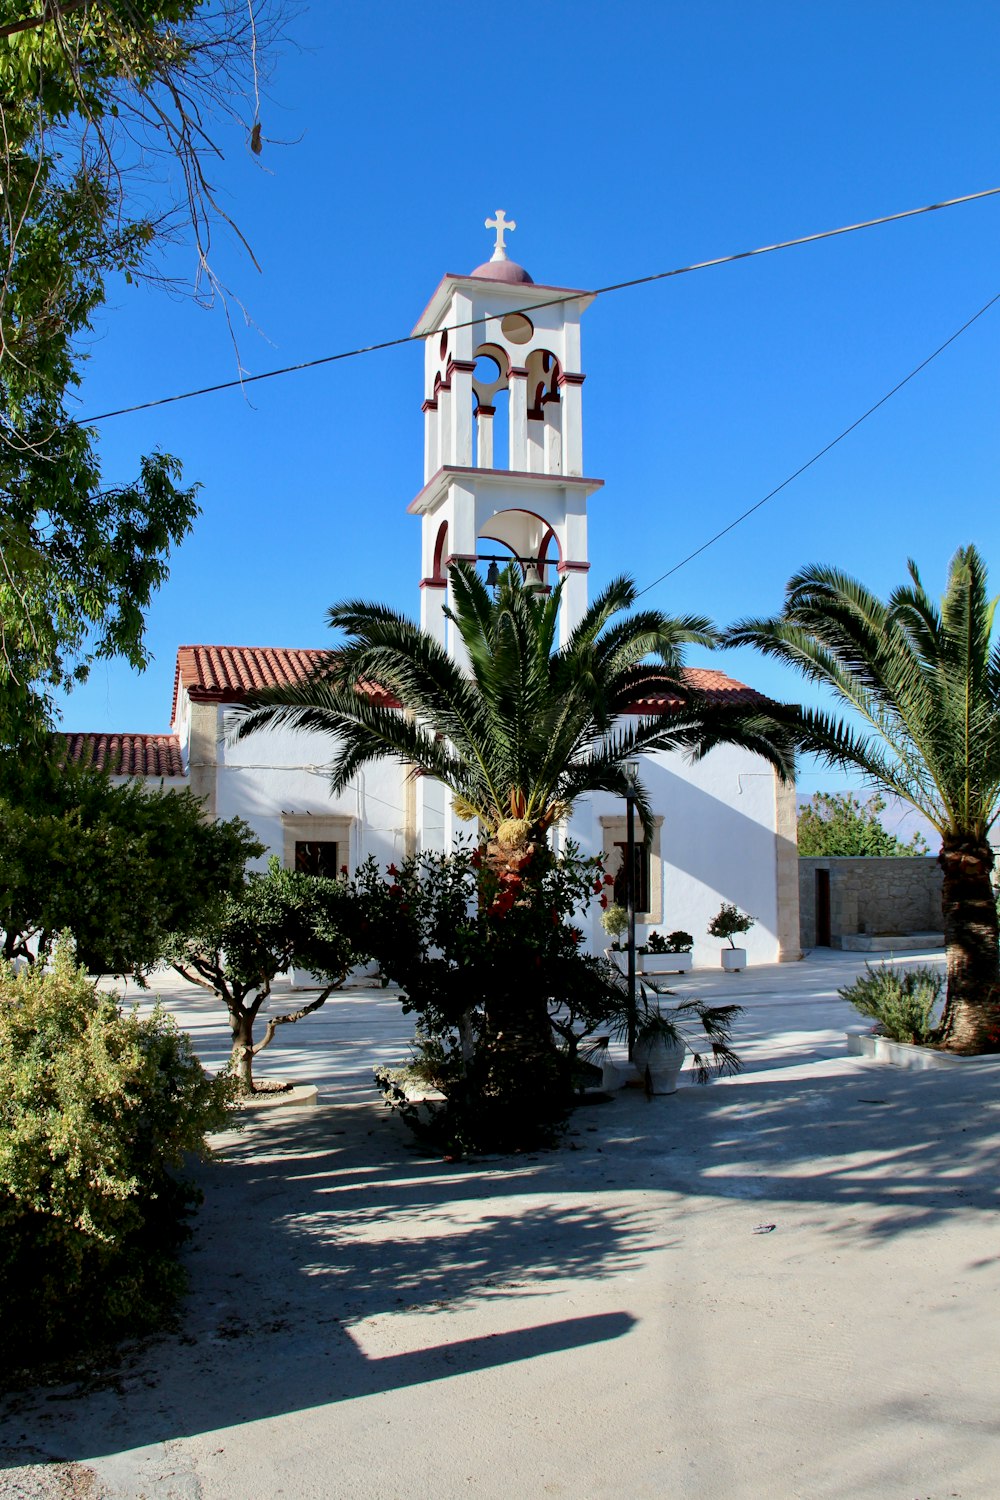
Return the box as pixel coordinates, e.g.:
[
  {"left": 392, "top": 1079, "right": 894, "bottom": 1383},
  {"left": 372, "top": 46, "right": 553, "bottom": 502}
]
[{"left": 60, "top": 0, "right": 1000, "bottom": 814}]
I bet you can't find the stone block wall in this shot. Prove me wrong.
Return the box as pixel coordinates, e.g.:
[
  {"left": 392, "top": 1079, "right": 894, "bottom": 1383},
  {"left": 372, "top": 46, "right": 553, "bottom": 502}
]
[{"left": 799, "top": 856, "right": 943, "bottom": 948}]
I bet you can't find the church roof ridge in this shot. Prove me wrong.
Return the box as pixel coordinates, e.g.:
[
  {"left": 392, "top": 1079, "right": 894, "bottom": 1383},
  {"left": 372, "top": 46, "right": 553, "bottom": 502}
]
[{"left": 65, "top": 660, "right": 769, "bottom": 779}]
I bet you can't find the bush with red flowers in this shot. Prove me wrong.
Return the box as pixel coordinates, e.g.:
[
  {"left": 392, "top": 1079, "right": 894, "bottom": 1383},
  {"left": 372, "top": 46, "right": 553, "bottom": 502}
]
[{"left": 357, "top": 843, "right": 619, "bottom": 1153}]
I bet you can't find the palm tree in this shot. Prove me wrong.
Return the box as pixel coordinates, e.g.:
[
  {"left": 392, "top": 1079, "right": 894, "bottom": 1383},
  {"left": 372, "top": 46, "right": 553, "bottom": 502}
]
[
  {"left": 229, "top": 562, "right": 794, "bottom": 864},
  {"left": 725, "top": 545, "right": 1000, "bottom": 1053}
]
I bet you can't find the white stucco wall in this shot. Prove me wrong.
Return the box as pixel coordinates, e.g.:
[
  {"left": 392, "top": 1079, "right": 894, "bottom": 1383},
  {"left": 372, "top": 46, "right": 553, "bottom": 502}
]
[
  {"left": 169, "top": 696, "right": 784, "bottom": 968},
  {"left": 572, "top": 741, "right": 782, "bottom": 966},
  {"left": 203, "top": 705, "right": 411, "bottom": 874}
]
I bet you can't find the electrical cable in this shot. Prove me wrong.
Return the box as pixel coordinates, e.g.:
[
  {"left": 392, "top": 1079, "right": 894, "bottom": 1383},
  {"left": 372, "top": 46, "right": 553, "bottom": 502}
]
[
  {"left": 80, "top": 185, "right": 1000, "bottom": 424},
  {"left": 634, "top": 288, "right": 1000, "bottom": 596}
]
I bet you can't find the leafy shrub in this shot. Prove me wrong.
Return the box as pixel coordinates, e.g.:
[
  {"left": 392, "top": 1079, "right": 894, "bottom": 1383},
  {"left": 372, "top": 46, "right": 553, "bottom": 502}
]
[
  {"left": 648, "top": 929, "right": 694, "bottom": 954},
  {"left": 0, "top": 752, "right": 260, "bottom": 976},
  {"left": 0, "top": 944, "right": 232, "bottom": 1377},
  {"left": 363, "top": 844, "right": 620, "bottom": 1154},
  {"left": 838, "top": 963, "right": 944, "bottom": 1043},
  {"left": 168, "top": 858, "right": 366, "bottom": 1094},
  {"left": 600, "top": 902, "right": 628, "bottom": 941},
  {"left": 797, "top": 791, "right": 929, "bottom": 857}
]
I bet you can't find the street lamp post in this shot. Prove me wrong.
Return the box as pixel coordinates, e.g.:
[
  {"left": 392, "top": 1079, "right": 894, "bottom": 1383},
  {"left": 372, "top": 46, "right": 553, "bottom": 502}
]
[{"left": 624, "top": 758, "right": 640, "bottom": 1060}]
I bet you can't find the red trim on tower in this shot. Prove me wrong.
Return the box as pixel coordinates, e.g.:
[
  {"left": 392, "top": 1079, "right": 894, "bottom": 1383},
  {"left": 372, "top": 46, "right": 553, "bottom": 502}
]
[
  {"left": 447, "top": 359, "right": 476, "bottom": 377},
  {"left": 419, "top": 578, "right": 448, "bottom": 590},
  {"left": 537, "top": 528, "right": 559, "bottom": 567},
  {"left": 557, "top": 560, "right": 590, "bottom": 573},
  {"left": 557, "top": 372, "right": 586, "bottom": 387},
  {"left": 431, "top": 520, "right": 449, "bottom": 583},
  {"left": 421, "top": 398, "right": 438, "bottom": 413}
]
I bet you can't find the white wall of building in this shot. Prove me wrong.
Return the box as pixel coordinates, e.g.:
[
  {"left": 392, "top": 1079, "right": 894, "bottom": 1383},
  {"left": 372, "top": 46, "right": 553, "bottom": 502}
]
[
  {"left": 573, "top": 740, "right": 783, "bottom": 966},
  {"left": 171, "top": 694, "right": 786, "bottom": 967},
  {"left": 191, "top": 703, "right": 412, "bottom": 875}
]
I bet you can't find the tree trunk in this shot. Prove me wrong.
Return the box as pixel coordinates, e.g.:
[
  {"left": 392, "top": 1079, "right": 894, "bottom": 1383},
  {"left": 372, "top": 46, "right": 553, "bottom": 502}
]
[
  {"left": 938, "top": 835, "right": 1000, "bottom": 1053},
  {"left": 230, "top": 1009, "right": 255, "bottom": 1093}
]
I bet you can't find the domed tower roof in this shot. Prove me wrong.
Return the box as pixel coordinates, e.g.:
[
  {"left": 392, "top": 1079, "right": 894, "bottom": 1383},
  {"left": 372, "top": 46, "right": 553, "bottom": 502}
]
[
  {"left": 469, "top": 209, "right": 534, "bottom": 285},
  {"left": 468, "top": 257, "right": 534, "bottom": 284}
]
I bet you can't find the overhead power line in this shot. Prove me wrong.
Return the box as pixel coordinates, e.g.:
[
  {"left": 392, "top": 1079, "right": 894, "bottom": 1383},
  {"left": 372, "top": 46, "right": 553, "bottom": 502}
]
[
  {"left": 634, "top": 288, "right": 1000, "bottom": 596},
  {"left": 81, "top": 185, "right": 1000, "bottom": 424}
]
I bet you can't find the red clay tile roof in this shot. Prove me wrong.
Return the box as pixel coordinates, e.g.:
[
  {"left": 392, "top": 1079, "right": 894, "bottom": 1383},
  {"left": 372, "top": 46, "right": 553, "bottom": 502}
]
[
  {"left": 171, "top": 644, "right": 399, "bottom": 722},
  {"left": 621, "top": 667, "right": 768, "bottom": 714},
  {"left": 170, "top": 648, "right": 761, "bottom": 721},
  {"left": 60, "top": 732, "right": 185, "bottom": 778},
  {"left": 64, "top": 664, "right": 764, "bottom": 779}
]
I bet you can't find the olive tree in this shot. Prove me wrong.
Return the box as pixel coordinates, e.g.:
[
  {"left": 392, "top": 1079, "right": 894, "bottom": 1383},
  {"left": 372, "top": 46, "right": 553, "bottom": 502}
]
[{"left": 168, "top": 861, "right": 370, "bottom": 1093}]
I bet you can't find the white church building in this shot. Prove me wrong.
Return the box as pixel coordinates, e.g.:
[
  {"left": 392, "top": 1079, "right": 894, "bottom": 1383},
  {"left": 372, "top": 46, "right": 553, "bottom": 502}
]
[{"left": 66, "top": 218, "right": 801, "bottom": 967}]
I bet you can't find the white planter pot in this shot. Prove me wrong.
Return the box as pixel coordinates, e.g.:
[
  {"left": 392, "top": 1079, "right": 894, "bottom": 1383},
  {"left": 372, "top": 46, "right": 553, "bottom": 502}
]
[
  {"left": 289, "top": 966, "right": 325, "bottom": 990},
  {"left": 845, "top": 1030, "right": 996, "bottom": 1070},
  {"left": 632, "top": 1035, "right": 687, "bottom": 1094},
  {"left": 641, "top": 953, "right": 693, "bottom": 975},
  {"left": 721, "top": 948, "right": 747, "bottom": 972}
]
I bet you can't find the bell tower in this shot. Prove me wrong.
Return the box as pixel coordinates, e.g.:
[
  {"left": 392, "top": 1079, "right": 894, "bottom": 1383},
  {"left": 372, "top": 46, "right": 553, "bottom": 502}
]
[{"left": 410, "top": 213, "right": 603, "bottom": 651}]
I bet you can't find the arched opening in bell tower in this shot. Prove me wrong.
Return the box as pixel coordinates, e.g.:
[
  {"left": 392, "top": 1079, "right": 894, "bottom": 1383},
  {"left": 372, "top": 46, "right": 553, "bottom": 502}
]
[
  {"left": 472, "top": 343, "right": 509, "bottom": 469},
  {"left": 478, "top": 509, "right": 561, "bottom": 594}
]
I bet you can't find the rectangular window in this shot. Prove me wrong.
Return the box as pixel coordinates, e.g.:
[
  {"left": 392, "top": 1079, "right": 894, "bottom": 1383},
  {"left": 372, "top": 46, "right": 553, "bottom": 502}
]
[
  {"left": 614, "top": 840, "right": 650, "bottom": 914},
  {"left": 294, "top": 840, "right": 339, "bottom": 878}
]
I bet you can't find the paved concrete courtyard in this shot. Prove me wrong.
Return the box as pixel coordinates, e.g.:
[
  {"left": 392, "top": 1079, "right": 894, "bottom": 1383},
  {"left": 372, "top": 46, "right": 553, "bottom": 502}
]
[{"left": 3, "top": 948, "right": 999, "bottom": 1500}]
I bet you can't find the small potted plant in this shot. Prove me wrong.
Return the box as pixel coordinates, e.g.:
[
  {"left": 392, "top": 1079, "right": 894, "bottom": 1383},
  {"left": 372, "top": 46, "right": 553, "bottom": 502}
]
[
  {"left": 601, "top": 902, "right": 643, "bottom": 972},
  {"left": 708, "top": 903, "right": 754, "bottom": 971},
  {"left": 644, "top": 929, "right": 695, "bottom": 975},
  {"left": 601, "top": 902, "right": 627, "bottom": 946},
  {"left": 603, "top": 980, "right": 744, "bottom": 1094}
]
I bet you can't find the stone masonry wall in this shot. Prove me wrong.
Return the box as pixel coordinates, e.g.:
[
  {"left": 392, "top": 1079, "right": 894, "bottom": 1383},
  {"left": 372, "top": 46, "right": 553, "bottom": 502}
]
[{"left": 799, "top": 856, "right": 943, "bottom": 948}]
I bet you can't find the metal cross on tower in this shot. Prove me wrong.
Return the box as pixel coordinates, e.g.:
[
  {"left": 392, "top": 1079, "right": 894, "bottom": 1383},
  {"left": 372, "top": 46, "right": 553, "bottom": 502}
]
[{"left": 485, "top": 209, "right": 516, "bottom": 260}]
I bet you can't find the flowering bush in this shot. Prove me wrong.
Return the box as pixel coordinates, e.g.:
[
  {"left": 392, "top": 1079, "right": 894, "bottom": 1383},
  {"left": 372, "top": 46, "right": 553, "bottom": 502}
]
[{"left": 358, "top": 842, "right": 619, "bottom": 1153}]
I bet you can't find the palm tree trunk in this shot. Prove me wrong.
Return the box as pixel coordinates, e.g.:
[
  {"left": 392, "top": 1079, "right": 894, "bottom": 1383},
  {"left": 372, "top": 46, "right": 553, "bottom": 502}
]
[{"left": 938, "top": 836, "right": 1000, "bottom": 1053}]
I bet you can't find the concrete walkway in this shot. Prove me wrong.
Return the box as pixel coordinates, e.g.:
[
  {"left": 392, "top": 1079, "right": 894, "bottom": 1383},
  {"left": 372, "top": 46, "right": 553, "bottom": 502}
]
[{"left": 3, "top": 949, "right": 999, "bottom": 1500}]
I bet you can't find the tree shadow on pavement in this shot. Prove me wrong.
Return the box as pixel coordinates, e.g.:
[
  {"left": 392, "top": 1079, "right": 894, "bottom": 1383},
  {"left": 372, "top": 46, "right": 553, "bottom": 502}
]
[
  {"left": 0, "top": 1102, "right": 647, "bottom": 1466},
  {"left": 606, "top": 1057, "right": 1000, "bottom": 1238},
  {"left": 3, "top": 1054, "right": 998, "bottom": 1470}
]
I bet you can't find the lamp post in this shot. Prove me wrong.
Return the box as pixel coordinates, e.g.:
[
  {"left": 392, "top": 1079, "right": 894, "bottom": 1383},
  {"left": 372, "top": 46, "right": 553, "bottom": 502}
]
[{"left": 624, "top": 758, "right": 640, "bottom": 1060}]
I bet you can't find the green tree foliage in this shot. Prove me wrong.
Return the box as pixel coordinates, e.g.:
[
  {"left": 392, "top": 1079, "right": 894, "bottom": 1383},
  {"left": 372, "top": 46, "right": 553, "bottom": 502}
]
[
  {"left": 168, "top": 860, "right": 367, "bottom": 1093},
  {"left": 0, "top": 1, "right": 278, "bottom": 743},
  {"left": 0, "top": 750, "right": 260, "bottom": 974},
  {"left": 726, "top": 546, "right": 1000, "bottom": 1052},
  {"left": 706, "top": 902, "right": 755, "bottom": 948},
  {"left": 0, "top": 942, "right": 232, "bottom": 1378},
  {"left": 230, "top": 564, "right": 794, "bottom": 1142},
  {"left": 797, "top": 791, "right": 930, "bottom": 857},
  {"left": 362, "top": 843, "right": 620, "bottom": 1154},
  {"left": 230, "top": 563, "right": 796, "bottom": 850}
]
